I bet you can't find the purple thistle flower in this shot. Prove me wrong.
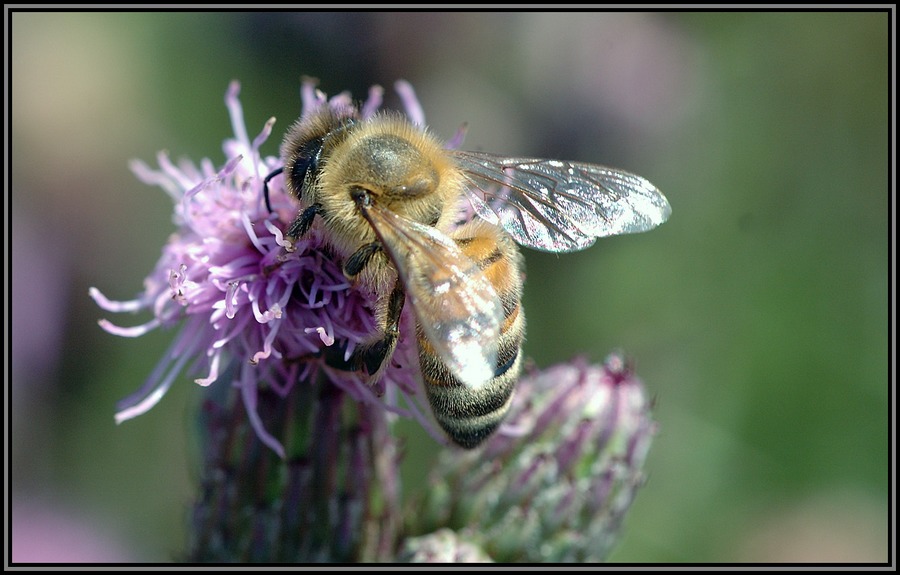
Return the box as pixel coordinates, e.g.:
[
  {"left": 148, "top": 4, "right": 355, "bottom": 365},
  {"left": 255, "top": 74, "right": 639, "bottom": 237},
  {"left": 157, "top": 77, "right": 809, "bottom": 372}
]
[{"left": 91, "top": 79, "right": 442, "bottom": 460}]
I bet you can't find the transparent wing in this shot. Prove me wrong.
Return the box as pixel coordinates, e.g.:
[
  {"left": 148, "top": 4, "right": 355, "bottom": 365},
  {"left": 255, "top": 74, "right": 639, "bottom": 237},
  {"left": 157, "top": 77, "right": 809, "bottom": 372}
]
[
  {"left": 362, "top": 203, "right": 503, "bottom": 388},
  {"left": 451, "top": 150, "right": 672, "bottom": 253}
]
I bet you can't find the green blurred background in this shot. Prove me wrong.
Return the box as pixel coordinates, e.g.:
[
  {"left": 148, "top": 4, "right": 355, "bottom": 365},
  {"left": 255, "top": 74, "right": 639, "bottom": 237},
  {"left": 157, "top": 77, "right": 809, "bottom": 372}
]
[{"left": 10, "top": 11, "right": 889, "bottom": 563}]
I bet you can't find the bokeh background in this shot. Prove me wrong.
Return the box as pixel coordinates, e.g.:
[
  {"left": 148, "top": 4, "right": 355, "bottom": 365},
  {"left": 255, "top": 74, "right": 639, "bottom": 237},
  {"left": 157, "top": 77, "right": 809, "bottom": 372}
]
[{"left": 10, "top": 11, "right": 889, "bottom": 563}]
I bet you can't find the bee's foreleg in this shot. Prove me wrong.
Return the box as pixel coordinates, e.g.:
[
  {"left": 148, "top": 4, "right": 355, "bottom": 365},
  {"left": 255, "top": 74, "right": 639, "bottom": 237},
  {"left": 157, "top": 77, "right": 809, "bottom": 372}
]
[
  {"left": 343, "top": 241, "right": 382, "bottom": 277},
  {"left": 286, "top": 203, "right": 324, "bottom": 239}
]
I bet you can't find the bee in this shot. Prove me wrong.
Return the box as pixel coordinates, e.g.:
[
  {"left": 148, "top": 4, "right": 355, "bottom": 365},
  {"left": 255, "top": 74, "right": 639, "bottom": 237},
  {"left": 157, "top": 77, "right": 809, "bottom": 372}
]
[{"left": 263, "top": 102, "right": 670, "bottom": 449}]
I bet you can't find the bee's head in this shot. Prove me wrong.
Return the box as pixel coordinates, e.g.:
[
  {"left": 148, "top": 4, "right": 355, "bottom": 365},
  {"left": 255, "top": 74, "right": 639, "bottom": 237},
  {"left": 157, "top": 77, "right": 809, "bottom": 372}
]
[{"left": 281, "top": 108, "right": 357, "bottom": 202}]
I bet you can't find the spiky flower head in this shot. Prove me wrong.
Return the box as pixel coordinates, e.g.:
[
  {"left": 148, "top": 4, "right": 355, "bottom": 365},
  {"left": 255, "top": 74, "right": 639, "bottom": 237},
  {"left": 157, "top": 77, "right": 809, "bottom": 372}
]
[{"left": 91, "top": 79, "right": 442, "bottom": 459}]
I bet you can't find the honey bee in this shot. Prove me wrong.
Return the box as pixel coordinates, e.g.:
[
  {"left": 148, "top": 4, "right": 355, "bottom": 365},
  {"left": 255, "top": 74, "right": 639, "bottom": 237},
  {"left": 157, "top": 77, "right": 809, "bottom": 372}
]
[{"left": 264, "top": 102, "right": 670, "bottom": 448}]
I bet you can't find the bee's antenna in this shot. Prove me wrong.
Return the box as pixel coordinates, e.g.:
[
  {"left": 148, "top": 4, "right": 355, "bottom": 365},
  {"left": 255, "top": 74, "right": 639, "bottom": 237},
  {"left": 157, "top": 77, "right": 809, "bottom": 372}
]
[{"left": 263, "top": 167, "right": 284, "bottom": 213}]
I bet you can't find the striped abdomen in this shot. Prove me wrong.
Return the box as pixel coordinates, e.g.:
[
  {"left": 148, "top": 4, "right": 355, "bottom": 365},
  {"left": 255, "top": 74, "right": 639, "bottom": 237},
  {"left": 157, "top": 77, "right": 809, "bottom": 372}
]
[{"left": 418, "top": 220, "right": 526, "bottom": 449}]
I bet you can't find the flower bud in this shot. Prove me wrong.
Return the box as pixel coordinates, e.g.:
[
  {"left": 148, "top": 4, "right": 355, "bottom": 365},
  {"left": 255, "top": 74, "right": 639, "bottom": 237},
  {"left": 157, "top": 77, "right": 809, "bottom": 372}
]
[
  {"left": 397, "top": 528, "right": 493, "bottom": 563},
  {"left": 410, "top": 353, "right": 656, "bottom": 562}
]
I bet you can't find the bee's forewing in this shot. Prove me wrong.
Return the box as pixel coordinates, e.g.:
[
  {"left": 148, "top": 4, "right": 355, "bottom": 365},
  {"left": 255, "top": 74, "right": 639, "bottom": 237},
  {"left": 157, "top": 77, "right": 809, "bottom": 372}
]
[
  {"left": 452, "top": 150, "right": 671, "bottom": 253},
  {"left": 363, "top": 204, "right": 503, "bottom": 388}
]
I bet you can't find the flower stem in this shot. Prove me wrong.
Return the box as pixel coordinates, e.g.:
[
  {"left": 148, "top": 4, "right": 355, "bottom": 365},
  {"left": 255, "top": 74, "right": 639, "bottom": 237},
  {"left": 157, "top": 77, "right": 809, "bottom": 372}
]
[{"left": 187, "top": 364, "right": 400, "bottom": 563}]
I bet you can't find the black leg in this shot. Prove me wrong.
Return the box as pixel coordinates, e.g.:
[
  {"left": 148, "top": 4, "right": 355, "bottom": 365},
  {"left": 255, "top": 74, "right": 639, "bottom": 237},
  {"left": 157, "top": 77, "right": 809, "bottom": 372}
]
[
  {"left": 383, "top": 281, "right": 406, "bottom": 339},
  {"left": 286, "top": 203, "right": 324, "bottom": 239},
  {"left": 350, "top": 281, "right": 405, "bottom": 378},
  {"left": 343, "top": 241, "right": 382, "bottom": 277}
]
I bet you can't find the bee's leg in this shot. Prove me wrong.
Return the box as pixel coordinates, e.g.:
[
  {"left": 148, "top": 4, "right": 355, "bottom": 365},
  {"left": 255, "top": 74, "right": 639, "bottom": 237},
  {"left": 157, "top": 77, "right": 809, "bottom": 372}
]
[
  {"left": 338, "top": 242, "right": 406, "bottom": 378},
  {"left": 351, "top": 280, "right": 405, "bottom": 379},
  {"left": 286, "top": 203, "right": 324, "bottom": 239},
  {"left": 343, "top": 241, "right": 382, "bottom": 277}
]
